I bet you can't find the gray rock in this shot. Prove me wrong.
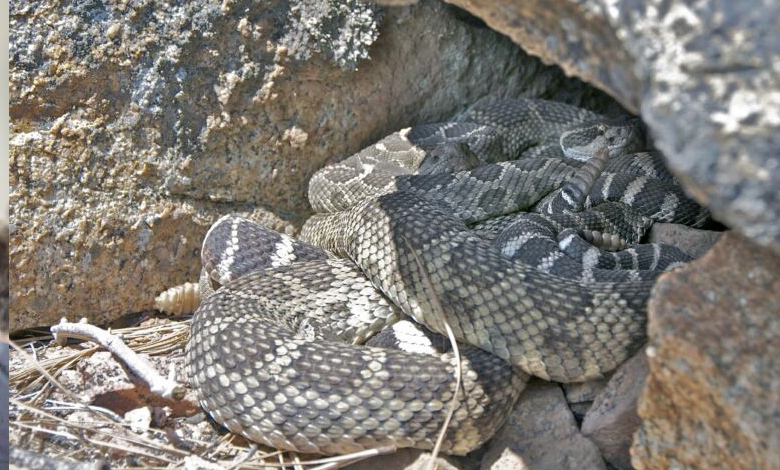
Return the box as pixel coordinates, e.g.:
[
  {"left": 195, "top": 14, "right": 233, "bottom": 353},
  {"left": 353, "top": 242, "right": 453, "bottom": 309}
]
[
  {"left": 582, "top": 352, "right": 649, "bottom": 470},
  {"left": 9, "top": 0, "right": 616, "bottom": 330},
  {"left": 443, "top": 0, "right": 780, "bottom": 253},
  {"left": 632, "top": 232, "right": 780, "bottom": 469},
  {"left": 481, "top": 380, "right": 607, "bottom": 470},
  {"left": 647, "top": 223, "right": 723, "bottom": 259}
]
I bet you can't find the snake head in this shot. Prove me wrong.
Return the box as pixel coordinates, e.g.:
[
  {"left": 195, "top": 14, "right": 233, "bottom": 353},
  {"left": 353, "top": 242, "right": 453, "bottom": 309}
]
[
  {"left": 419, "top": 142, "right": 481, "bottom": 174},
  {"left": 601, "top": 118, "right": 645, "bottom": 156},
  {"left": 562, "top": 118, "right": 645, "bottom": 160}
]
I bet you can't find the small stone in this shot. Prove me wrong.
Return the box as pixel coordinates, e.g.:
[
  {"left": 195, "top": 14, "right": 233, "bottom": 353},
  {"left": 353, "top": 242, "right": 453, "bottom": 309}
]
[
  {"left": 481, "top": 380, "right": 607, "bottom": 470},
  {"left": 124, "top": 406, "right": 152, "bottom": 434},
  {"left": 581, "top": 352, "right": 649, "bottom": 470},
  {"left": 183, "top": 455, "right": 224, "bottom": 470},
  {"left": 106, "top": 23, "right": 121, "bottom": 39}
]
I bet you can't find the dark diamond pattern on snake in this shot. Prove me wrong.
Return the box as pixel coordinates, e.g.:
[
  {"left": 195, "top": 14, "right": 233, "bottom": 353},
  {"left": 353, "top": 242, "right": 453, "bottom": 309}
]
[{"left": 186, "top": 97, "right": 709, "bottom": 455}]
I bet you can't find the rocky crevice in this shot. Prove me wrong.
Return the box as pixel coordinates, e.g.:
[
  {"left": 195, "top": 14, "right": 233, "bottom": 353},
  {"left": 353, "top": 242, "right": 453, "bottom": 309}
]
[{"left": 9, "top": 0, "right": 780, "bottom": 469}]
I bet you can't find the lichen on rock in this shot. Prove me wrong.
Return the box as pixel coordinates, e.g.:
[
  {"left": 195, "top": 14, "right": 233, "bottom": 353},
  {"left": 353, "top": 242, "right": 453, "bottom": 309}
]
[{"left": 281, "top": 0, "right": 382, "bottom": 70}]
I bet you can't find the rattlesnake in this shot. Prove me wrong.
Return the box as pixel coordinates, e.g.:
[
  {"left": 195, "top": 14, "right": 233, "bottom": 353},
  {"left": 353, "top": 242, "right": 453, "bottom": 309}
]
[{"left": 186, "top": 97, "right": 708, "bottom": 455}]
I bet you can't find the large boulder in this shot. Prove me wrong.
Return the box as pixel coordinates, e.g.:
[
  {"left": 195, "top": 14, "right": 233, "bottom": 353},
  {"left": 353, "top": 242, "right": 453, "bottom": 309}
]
[
  {"left": 632, "top": 232, "right": 780, "bottom": 469},
  {"left": 441, "top": 0, "right": 780, "bottom": 253},
  {"left": 9, "top": 0, "right": 617, "bottom": 330}
]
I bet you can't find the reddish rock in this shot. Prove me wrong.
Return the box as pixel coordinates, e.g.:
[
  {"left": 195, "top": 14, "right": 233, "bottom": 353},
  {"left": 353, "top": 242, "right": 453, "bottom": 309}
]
[{"left": 632, "top": 232, "right": 780, "bottom": 470}]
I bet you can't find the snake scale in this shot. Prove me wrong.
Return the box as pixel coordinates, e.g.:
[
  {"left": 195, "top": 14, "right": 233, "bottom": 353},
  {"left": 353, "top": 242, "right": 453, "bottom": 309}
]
[{"left": 186, "top": 97, "right": 709, "bottom": 455}]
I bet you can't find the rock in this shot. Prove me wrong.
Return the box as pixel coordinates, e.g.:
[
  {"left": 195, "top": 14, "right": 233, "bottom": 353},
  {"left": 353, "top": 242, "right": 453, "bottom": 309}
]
[
  {"left": 632, "top": 232, "right": 780, "bottom": 470},
  {"left": 563, "top": 377, "right": 610, "bottom": 422},
  {"left": 481, "top": 380, "right": 607, "bottom": 470},
  {"left": 647, "top": 223, "right": 723, "bottom": 259},
  {"left": 123, "top": 407, "right": 153, "bottom": 434},
  {"left": 9, "top": 0, "right": 619, "bottom": 330},
  {"left": 442, "top": 0, "right": 780, "bottom": 253},
  {"left": 182, "top": 456, "right": 224, "bottom": 470},
  {"left": 582, "top": 352, "right": 649, "bottom": 470}
]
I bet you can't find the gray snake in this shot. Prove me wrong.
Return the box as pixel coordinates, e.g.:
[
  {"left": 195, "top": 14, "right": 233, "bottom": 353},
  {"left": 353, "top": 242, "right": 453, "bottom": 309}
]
[{"left": 186, "top": 97, "right": 708, "bottom": 455}]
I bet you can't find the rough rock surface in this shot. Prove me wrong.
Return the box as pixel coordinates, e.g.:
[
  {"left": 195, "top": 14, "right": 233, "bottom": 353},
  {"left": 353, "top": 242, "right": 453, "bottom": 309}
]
[
  {"left": 647, "top": 223, "right": 723, "bottom": 259},
  {"left": 632, "top": 232, "right": 780, "bottom": 470},
  {"left": 9, "top": 0, "right": 619, "bottom": 330},
  {"left": 582, "top": 352, "right": 649, "bottom": 470},
  {"left": 481, "top": 380, "right": 607, "bottom": 470},
  {"left": 441, "top": 0, "right": 780, "bottom": 253}
]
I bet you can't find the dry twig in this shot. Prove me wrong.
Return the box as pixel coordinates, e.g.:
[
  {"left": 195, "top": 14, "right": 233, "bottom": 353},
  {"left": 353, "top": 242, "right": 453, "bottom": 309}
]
[
  {"left": 402, "top": 236, "right": 463, "bottom": 470},
  {"left": 50, "top": 319, "right": 185, "bottom": 400}
]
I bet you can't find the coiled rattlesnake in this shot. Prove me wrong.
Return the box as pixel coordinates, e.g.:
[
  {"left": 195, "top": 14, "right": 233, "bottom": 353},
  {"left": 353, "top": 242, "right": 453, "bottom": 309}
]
[{"left": 186, "top": 97, "right": 708, "bottom": 455}]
